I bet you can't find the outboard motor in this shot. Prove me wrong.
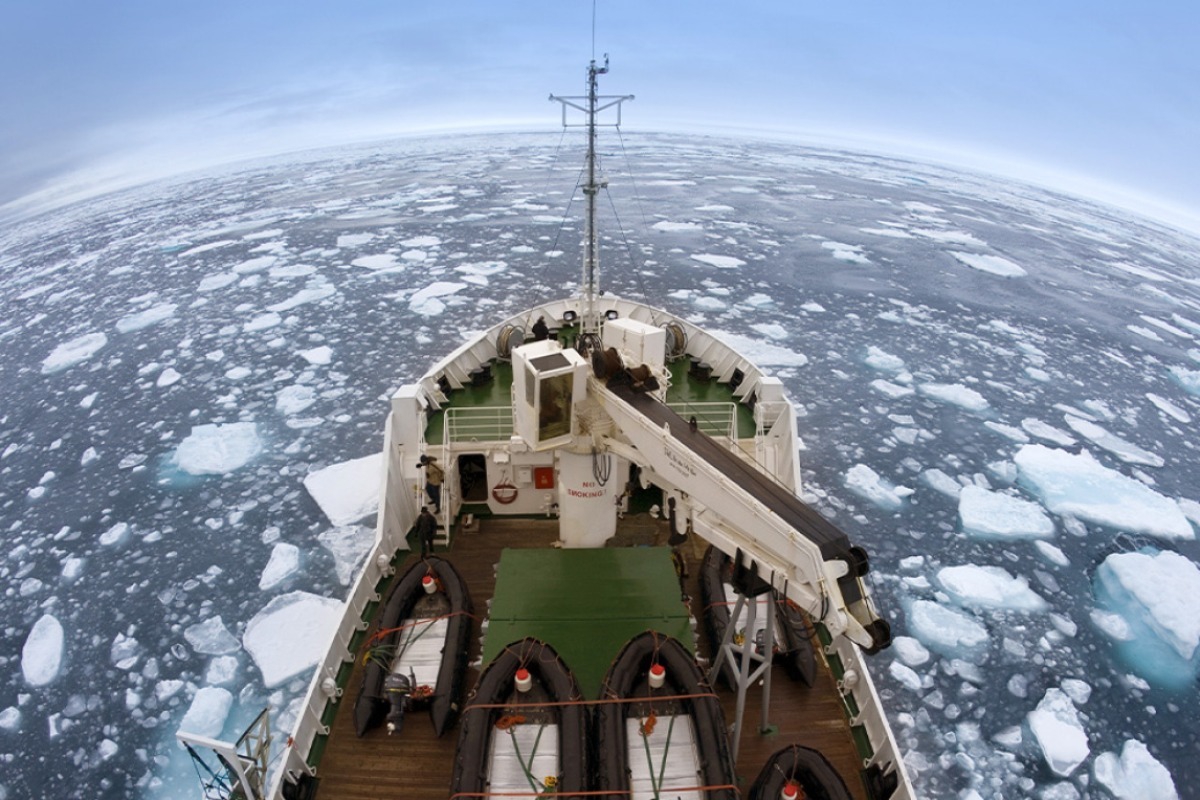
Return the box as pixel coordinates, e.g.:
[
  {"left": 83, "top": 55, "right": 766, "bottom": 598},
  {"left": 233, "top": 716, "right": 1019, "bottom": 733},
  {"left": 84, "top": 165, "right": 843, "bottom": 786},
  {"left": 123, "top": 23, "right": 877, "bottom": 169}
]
[{"left": 384, "top": 671, "right": 413, "bottom": 735}]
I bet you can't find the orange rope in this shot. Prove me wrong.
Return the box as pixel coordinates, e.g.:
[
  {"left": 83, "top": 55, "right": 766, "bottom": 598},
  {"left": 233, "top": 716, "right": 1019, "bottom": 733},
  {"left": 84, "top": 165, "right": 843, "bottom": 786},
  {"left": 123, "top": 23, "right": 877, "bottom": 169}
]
[
  {"left": 365, "top": 610, "right": 476, "bottom": 647},
  {"left": 449, "top": 783, "right": 740, "bottom": 798},
  {"left": 463, "top": 691, "right": 718, "bottom": 713}
]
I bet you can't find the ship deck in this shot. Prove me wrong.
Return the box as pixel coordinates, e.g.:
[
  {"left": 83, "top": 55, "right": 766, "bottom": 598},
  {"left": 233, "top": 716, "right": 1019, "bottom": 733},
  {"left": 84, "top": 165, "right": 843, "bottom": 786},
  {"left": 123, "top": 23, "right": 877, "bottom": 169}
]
[{"left": 311, "top": 517, "right": 870, "bottom": 800}]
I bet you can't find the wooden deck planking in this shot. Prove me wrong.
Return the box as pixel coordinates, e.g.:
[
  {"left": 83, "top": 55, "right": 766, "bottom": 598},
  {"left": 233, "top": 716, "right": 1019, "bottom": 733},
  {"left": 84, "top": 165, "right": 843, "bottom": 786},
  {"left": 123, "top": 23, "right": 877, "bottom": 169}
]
[{"left": 313, "top": 517, "right": 868, "bottom": 800}]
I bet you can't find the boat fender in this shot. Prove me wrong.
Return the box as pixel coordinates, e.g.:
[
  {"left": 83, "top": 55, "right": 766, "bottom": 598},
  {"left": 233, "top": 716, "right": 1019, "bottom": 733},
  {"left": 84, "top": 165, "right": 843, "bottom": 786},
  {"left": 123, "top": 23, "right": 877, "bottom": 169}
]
[
  {"left": 782, "top": 781, "right": 803, "bottom": 800},
  {"left": 514, "top": 668, "right": 533, "bottom": 693},
  {"left": 421, "top": 574, "right": 437, "bottom": 594},
  {"left": 648, "top": 663, "right": 666, "bottom": 689}
]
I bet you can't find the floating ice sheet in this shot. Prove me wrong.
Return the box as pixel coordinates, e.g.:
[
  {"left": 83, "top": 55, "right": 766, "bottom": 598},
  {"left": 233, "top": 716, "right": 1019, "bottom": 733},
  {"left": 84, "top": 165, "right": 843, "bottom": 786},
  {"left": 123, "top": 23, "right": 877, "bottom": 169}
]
[
  {"left": 845, "top": 463, "right": 912, "bottom": 511},
  {"left": 178, "top": 687, "right": 232, "bottom": 739},
  {"left": 243, "top": 592, "right": 342, "bottom": 688},
  {"left": 936, "top": 565, "right": 1047, "bottom": 612},
  {"left": 1093, "top": 739, "right": 1179, "bottom": 800},
  {"left": 1014, "top": 445, "right": 1192, "bottom": 540},
  {"left": 22, "top": 614, "right": 64, "bottom": 686},
  {"left": 1028, "top": 688, "right": 1089, "bottom": 777},
  {"left": 173, "top": 422, "right": 262, "bottom": 475},
  {"left": 958, "top": 485, "right": 1054, "bottom": 540},
  {"left": 906, "top": 599, "right": 989, "bottom": 661},
  {"left": 303, "top": 453, "right": 383, "bottom": 526},
  {"left": 317, "top": 525, "right": 375, "bottom": 585},
  {"left": 41, "top": 332, "right": 107, "bottom": 374}
]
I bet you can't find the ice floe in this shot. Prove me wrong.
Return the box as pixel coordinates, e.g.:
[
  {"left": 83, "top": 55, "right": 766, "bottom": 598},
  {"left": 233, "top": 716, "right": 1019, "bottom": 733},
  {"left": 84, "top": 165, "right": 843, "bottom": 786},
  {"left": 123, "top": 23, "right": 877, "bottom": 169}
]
[
  {"left": 276, "top": 385, "right": 316, "bottom": 416},
  {"left": 1093, "top": 739, "right": 1179, "bottom": 800},
  {"left": 177, "top": 687, "right": 232, "bottom": 739},
  {"left": 41, "top": 332, "right": 107, "bottom": 374},
  {"left": 958, "top": 485, "right": 1054, "bottom": 540},
  {"left": 22, "top": 614, "right": 64, "bottom": 686},
  {"left": 116, "top": 303, "right": 177, "bottom": 333},
  {"left": 173, "top": 422, "right": 262, "bottom": 475},
  {"left": 184, "top": 616, "right": 240, "bottom": 655},
  {"left": 950, "top": 251, "right": 1028, "bottom": 277},
  {"left": 935, "top": 565, "right": 1047, "bottom": 611},
  {"left": 303, "top": 453, "right": 384, "bottom": 525},
  {"left": 259, "top": 543, "right": 300, "bottom": 590},
  {"left": 1093, "top": 549, "right": 1200, "bottom": 688},
  {"left": 1168, "top": 365, "right": 1200, "bottom": 396},
  {"left": 197, "top": 272, "right": 238, "bottom": 292},
  {"left": 317, "top": 525, "right": 375, "bottom": 585},
  {"left": 409, "top": 281, "right": 466, "bottom": 315},
  {"left": 1027, "top": 688, "right": 1089, "bottom": 777},
  {"left": 1014, "top": 445, "right": 1193, "bottom": 540},
  {"left": 917, "top": 382, "right": 989, "bottom": 412},
  {"left": 298, "top": 345, "right": 333, "bottom": 365},
  {"left": 690, "top": 253, "right": 745, "bottom": 269},
  {"left": 1062, "top": 415, "right": 1163, "bottom": 467},
  {"left": 844, "top": 464, "right": 912, "bottom": 510},
  {"left": 708, "top": 331, "right": 808, "bottom": 367},
  {"left": 243, "top": 592, "right": 342, "bottom": 688},
  {"left": 906, "top": 599, "right": 989, "bottom": 661}
]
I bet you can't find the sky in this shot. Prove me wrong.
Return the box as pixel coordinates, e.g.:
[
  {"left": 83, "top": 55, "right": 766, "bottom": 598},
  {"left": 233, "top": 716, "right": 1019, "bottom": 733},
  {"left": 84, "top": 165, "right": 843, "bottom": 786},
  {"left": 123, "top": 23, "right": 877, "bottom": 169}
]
[{"left": 2, "top": 0, "right": 1199, "bottom": 231}]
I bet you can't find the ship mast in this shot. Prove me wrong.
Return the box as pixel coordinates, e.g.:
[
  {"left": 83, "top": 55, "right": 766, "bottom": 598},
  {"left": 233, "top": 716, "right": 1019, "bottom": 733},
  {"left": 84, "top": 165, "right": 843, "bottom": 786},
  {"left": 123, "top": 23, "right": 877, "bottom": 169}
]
[{"left": 551, "top": 56, "right": 633, "bottom": 338}]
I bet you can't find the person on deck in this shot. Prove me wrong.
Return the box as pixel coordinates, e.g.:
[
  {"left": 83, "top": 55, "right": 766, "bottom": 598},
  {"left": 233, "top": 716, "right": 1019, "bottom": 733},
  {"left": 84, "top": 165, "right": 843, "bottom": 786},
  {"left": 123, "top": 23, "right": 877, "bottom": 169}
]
[
  {"left": 416, "top": 506, "right": 437, "bottom": 557},
  {"left": 419, "top": 454, "right": 444, "bottom": 514},
  {"left": 532, "top": 316, "right": 549, "bottom": 341}
]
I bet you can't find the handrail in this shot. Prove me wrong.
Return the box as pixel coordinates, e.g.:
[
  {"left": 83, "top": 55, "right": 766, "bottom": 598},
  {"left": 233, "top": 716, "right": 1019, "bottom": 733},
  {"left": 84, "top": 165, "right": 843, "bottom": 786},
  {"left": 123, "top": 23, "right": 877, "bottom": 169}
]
[
  {"left": 444, "top": 406, "right": 514, "bottom": 443},
  {"left": 665, "top": 400, "right": 738, "bottom": 441}
]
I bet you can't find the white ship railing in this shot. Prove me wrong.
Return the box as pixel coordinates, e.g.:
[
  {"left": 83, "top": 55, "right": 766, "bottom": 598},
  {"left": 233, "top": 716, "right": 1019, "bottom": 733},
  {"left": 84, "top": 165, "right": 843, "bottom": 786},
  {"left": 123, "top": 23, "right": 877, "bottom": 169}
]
[
  {"left": 665, "top": 400, "right": 739, "bottom": 441},
  {"left": 827, "top": 636, "right": 917, "bottom": 800},
  {"left": 444, "top": 405, "right": 514, "bottom": 443}
]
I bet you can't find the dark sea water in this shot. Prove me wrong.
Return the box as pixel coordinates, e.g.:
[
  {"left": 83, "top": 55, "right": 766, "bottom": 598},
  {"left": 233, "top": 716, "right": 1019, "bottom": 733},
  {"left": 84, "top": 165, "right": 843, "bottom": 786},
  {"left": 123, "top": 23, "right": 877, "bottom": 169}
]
[{"left": 1, "top": 133, "right": 1198, "bottom": 799}]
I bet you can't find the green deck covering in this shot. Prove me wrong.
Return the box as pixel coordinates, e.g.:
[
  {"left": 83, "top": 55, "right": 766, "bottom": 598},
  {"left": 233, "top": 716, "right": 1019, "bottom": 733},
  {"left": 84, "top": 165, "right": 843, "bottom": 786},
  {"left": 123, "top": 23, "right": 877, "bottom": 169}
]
[{"left": 483, "top": 547, "right": 692, "bottom": 698}]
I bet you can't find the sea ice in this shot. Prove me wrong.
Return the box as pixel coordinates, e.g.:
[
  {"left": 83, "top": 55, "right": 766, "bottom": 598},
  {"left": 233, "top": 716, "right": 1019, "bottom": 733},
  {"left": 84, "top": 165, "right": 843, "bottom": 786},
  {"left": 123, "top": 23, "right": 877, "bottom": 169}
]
[
  {"left": 871, "top": 379, "right": 915, "bottom": 399},
  {"left": 298, "top": 345, "right": 332, "bottom": 365},
  {"left": 276, "top": 385, "right": 316, "bottom": 415},
  {"left": 891, "top": 636, "right": 931, "bottom": 666},
  {"left": 1146, "top": 393, "right": 1191, "bottom": 423},
  {"left": 1034, "top": 541, "right": 1070, "bottom": 567},
  {"left": 950, "top": 251, "right": 1027, "bottom": 277},
  {"left": 844, "top": 464, "right": 913, "bottom": 511},
  {"left": 115, "top": 303, "right": 176, "bottom": 333},
  {"left": 234, "top": 255, "right": 276, "bottom": 274},
  {"left": 0, "top": 706, "right": 20, "bottom": 732},
  {"left": 821, "top": 241, "right": 871, "bottom": 264},
  {"left": 409, "top": 281, "right": 466, "bottom": 316},
  {"left": 917, "top": 382, "right": 989, "bottom": 412},
  {"left": 197, "top": 272, "right": 238, "bottom": 291},
  {"left": 243, "top": 312, "right": 282, "bottom": 332},
  {"left": 243, "top": 592, "right": 342, "bottom": 688},
  {"left": 41, "top": 332, "right": 107, "bottom": 374},
  {"left": 157, "top": 367, "right": 182, "bottom": 387},
  {"left": 888, "top": 661, "right": 923, "bottom": 692},
  {"left": 1027, "top": 688, "right": 1089, "bottom": 777},
  {"left": 1093, "top": 739, "right": 1179, "bottom": 800},
  {"left": 317, "top": 525, "right": 375, "bottom": 585},
  {"left": 906, "top": 599, "right": 989, "bottom": 661},
  {"left": 690, "top": 253, "right": 745, "bottom": 269},
  {"left": 1014, "top": 445, "right": 1193, "bottom": 540},
  {"left": 958, "top": 485, "right": 1054, "bottom": 540},
  {"left": 708, "top": 331, "right": 808, "bottom": 367},
  {"left": 1021, "top": 418, "right": 1076, "bottom": 446},
  {"left": 22, "top": 614, "right": 64, "bottom": 686},
  {"left": 267, "top": 282, "right": 336, "bottom": 312},
  {"left": 1062, "top": 415, "right": 1164, "bottom": 467},
  {"left": 183, "top": 616, "right": 240, "bottom": 655},
  {"left": 303, "top": 453, "right": 383, "bottom": 525},
  {"left": 259, "top": 543, "right": 300, "bottom": 590},
  {"left": 652, "top": 220, "right": 703, "bottom": 232},
  {"left": 173, "top": 422, "right": 262, "bottom": 475},
  {"left": 336, "top": 232, "right": 374, "bottom": 248},
  {"left": 935, "top": 565, "right": 1047, "bottom": 612},
  {"left": 178, "top": 687, "right": 232, "bottom": 739},
  {"left": 1093, "top": 548, "right": 1200, "bottom": 688},
  {"left": 1167, "top": 365, "right": 1200, "bottom": 396},
  {"left": 864, "top": 346, "right": 906, "bottom": 372}
]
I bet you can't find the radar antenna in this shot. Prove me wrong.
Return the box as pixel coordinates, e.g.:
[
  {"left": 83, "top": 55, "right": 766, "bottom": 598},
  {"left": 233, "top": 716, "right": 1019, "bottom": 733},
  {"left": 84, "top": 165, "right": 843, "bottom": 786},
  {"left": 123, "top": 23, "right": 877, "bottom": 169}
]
[{"left": 550, "top": 56, "right": 633, "bottom": 339}]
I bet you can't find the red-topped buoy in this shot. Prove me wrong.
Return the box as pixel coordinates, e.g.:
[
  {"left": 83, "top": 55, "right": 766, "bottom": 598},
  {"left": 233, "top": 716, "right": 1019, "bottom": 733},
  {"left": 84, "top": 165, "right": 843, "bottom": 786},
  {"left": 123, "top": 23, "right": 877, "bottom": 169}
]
[
  {"left": 648, "top": 663, "right": 666, "bottom": 689},
  {"left": 515, "top": 668, "right": 532, "bottom": 693},
  {"left": 422, "top": 574, "right": 436, "bottom": 594},
  {"left": 782, "top": 781, "right": 803, "bottom": 800}
]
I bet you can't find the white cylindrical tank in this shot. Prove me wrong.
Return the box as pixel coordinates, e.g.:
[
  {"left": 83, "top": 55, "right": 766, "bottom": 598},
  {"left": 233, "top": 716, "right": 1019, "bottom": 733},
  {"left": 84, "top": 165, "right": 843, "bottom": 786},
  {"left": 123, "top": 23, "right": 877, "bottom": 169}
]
[{"left": 557, "top": 450, "right": 621, "bottom": 547}]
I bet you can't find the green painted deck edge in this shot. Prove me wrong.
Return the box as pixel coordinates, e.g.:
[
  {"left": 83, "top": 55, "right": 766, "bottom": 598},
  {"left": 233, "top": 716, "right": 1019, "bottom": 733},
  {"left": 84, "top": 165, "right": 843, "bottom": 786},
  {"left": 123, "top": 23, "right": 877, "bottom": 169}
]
[
  {"left": 483, "top": 547, "right": 692, "bottom": 699},
  {"left": 814, "top": 623, "right": 875, "bottom": 764},
  {"left": 306, "top": 552, "right": 403, "bottom": 770},
  {"left": 425, "top": 355, "right": 756, "bottom": 445}
]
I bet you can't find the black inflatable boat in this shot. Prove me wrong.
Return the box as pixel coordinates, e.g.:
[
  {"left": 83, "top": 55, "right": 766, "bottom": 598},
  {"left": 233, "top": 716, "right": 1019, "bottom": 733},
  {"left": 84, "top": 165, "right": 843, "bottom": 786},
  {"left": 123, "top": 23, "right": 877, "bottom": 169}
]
[
  {"left": 748, "top": 743, "right": 855, "bottom": 800},
  {"left": 700, "top": 544, "right": 817, "bottom": 687},
  {"left": 594, "top": 630, "right": 737, "bottom": 800},
  {"left": 352, "top": 555, "right": 473, "bottom": 737},
  {"left": 451, "top": 637, "right": 588, "bottom": 800}
]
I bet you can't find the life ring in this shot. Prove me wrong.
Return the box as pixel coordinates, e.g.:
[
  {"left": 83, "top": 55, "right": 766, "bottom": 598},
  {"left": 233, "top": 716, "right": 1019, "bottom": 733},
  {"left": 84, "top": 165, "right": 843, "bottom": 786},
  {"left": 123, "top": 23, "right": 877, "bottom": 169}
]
[{"left": 492, "top": 480, "right": 519, "bottom": 505}]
